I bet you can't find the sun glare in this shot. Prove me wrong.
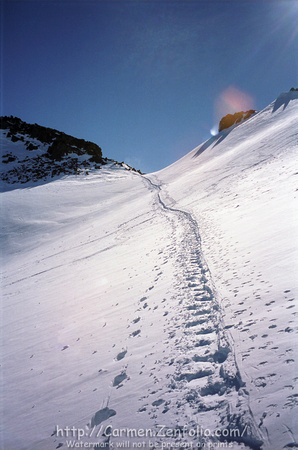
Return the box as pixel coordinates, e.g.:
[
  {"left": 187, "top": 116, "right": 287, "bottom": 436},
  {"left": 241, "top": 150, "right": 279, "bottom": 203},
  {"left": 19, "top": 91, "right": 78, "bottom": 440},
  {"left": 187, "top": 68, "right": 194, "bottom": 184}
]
[{"left": 210, "top": 126, "right": 218, "bottom": 136}]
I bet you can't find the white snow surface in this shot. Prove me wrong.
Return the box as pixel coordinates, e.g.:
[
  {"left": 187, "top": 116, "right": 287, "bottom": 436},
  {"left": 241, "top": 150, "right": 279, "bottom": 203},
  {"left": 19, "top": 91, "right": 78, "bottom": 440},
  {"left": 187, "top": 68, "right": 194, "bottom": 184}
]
[{"left": 1, "top": 92, "right": 297, "bottom": 450}]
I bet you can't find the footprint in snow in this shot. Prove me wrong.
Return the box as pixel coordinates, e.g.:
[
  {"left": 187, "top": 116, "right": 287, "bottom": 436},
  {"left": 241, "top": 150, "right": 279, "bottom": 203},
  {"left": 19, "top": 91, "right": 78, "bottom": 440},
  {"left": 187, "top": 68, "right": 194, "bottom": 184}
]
[
  {"left": 176, "top": 367, "right": 214, "bottom": 382},
  {"left": 194, "top": 326, "right": 215, "bottom": 335},
  {"left": 185, "top": 318, "right": 207, "bottom": 328},
  {"left": 152, "top": 398, "right": 165, "bottom": 407},
  {"left": 90, "top": 407, "right": 116, "bottom": 427},
  {"left": 285, "top": 327, "right": 293, "bottom": 332},
  {"left": 254, "top": 377, "right": 267, "bottom": 388},
  {"left": 116, "top": 350, "right": 127, "bottom": 361},
  {"left": 195, "top": 339, "right": 212, "bottom": 347},
  {"left": 138, "top": 406, "right": 147, "bottom": 412},
  {"left": 113, "top": 371, "right": 127, "bottom": 387},
  {"left": 130, "top": 329, "right": 141, "bottom": 337}
]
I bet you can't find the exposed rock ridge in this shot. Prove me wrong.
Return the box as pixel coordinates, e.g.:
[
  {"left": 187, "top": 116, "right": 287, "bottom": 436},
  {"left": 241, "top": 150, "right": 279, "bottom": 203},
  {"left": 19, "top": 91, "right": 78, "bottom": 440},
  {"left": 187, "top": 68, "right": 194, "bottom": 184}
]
[
  {"left": 0, "top": 116, "right": 141, "bottom": 186},
  {"left": 218, "top": 110, "right": 256, "bottom": 132}
]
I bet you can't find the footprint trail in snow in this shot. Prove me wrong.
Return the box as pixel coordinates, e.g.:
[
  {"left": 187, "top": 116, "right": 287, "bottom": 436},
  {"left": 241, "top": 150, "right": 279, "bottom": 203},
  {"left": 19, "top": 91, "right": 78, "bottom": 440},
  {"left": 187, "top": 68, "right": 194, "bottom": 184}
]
[{"left": 92, "top": 174, "right": 264, "bottom": 449}]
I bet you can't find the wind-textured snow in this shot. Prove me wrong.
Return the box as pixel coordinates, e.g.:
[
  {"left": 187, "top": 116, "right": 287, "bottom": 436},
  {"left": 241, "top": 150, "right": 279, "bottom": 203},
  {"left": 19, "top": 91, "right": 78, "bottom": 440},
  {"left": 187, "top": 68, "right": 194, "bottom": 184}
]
[{"left": 1, "top": 91, "right": 297, "bottom": 450}]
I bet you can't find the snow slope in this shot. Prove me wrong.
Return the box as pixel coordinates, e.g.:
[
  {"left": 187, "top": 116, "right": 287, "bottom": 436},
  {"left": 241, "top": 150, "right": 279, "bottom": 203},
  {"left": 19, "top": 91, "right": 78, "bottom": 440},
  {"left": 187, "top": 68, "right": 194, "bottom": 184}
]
[
  {"left": 1, "top": 91, "right": 297, "bottom": 450},
  {"left": 150, "top": 91, "right": 298, "bottom": 449}
]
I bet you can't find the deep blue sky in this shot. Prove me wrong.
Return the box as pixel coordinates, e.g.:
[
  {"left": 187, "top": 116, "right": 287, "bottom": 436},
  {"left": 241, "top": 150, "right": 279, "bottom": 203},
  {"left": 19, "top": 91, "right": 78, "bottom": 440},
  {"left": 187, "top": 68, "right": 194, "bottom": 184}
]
[{"left": 1, "top": 1, "right": 297, "bottom": 172}]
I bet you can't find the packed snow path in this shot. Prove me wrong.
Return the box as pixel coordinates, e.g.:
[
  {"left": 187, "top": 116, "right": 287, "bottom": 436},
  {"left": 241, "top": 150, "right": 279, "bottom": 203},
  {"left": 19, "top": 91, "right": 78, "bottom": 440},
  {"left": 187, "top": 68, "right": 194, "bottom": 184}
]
[{"left": 139, "top": 174, "right": 263, "bottom": 449}]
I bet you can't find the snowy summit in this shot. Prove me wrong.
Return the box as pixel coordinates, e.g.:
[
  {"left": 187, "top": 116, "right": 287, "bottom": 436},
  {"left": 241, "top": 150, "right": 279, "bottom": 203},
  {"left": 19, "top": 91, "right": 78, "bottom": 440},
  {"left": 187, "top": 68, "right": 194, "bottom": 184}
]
[{"left": 1, "top": 90, "right": 298, "bottom": 450}]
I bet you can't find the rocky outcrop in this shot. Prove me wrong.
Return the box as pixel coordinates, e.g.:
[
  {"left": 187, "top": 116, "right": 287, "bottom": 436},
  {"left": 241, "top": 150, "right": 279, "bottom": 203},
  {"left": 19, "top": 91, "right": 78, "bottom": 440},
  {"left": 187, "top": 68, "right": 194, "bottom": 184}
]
[
  {"left": 0, "top": 116, "right": 142, "bottom": 186},
  {"left": 218, "top": 110, "right": 256, "bottom": 132},
  {"left": 0, "top": 116, "right": 103, "bottom": 163}
]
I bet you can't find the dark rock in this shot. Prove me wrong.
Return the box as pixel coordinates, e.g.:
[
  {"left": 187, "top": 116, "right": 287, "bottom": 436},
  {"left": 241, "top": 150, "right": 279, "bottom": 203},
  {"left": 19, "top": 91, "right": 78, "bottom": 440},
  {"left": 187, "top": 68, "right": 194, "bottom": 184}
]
[
  {"left": 218, "top": 109, "right": 256, "bottom": 132},
  {"left": 27, "top": 143, "right": 39, "bottom": 151}
]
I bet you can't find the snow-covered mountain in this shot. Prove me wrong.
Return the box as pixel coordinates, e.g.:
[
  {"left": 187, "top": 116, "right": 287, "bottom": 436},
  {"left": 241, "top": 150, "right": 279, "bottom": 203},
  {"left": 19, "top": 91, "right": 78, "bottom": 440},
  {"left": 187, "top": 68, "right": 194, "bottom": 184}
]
[{"left": 1, "top": 91, "right": 297, "bottom": 450}]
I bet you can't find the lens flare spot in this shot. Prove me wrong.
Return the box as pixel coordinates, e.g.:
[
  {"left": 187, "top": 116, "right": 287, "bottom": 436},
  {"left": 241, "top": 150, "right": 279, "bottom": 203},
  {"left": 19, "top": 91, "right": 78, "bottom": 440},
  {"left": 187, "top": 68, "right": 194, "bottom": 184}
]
[
  {"left": 210, "top": 126, "right": 218, "bottom": 136},
  {"left": 215, "top": 86, "right": 255, "bottom": 123}
]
